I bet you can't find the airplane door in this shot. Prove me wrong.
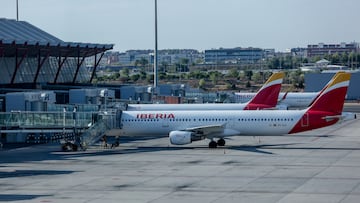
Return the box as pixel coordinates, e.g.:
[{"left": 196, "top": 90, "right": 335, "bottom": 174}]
[
  {"left": 162, "top": 119, "right": 169, "bottom": 128},
  {"left": 228, "top": 117, "right": 235, "bottom": 128},
  {"left": 301, "top": 113, "right": 309, "bottom": 127},
  {"left": 231, "top": 118, "right": 235, "bottom": 128}
]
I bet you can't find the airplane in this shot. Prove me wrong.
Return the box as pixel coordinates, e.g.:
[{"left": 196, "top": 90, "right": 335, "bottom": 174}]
[
  {"left": 235, "top": 72, "right": 344, "bottom": 109},
  {"left": 235, "top": 71, "right": 356, "bottom": 121},
  {"left": 118, "top": 72, "right": 351, "bottom": 148},
  {"left": 235, "top": 92, "right": 320, "bottom": 109},
  {"left": 127, "top": 72, "right": 285, "bottom": 111}
]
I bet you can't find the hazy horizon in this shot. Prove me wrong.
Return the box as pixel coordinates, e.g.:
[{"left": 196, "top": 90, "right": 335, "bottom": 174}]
[{"left": 1, "top": 0, "right": 360, "bottom": 52}]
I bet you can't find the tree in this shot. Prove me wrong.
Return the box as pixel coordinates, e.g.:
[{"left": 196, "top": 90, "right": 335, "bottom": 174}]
[
  {"left": 340, "top": 52, "right": 348, "bottom": 65},
  {"left": 251, "top": 72, "right": 262, "bottom": 83},
  {"left": 227, "top": 68, "right": 239, "bottom": 78},
  {"left": 130, "top": 74, "right": 140, "bottom": 82},
  {"left": 267, "top": 58, "right": 280, "bottom": 69},
  {"left": 199, "top": 79, "right": 206, "bottom": 89},
  {"left": 289, "top": 69, "right": 304, "bottom": 89},
  {"left": 189, "top": 70, "right": 208, "bottom": 79},
  {"left": 112, "top": 72, "right": 120, "bottom": 80},
  {"left": 244, "top": 70, "right": 253, "bottom": 80},
  {"left": 146, "top": 74, "right": 154, "bottom": 83},
  {"left": 135, "top": 57, "right": 149, "bottom": 72},
  {"left": 159, "top": 72, "right": 167, "bottom": 80},
  {"left": 140, "top": 68, "right": 147, "bottom": 80},
  {"left": 330, "top": 53, "right": 340, "bottom": 65},
  {"left": 139, "top": 58, "right": 149, "bottom": 67},
  {"left": 348, "top": 52, "right": 356, "bottom": 68},
  {"left": 120, "top": 68, "right": 130, "bottom": 78},
  {"left": 209, "top": 71, "right": 222, "bottom": 85},
  {"left": 238, "top": 71, "right": 246, "bottom": 81}
]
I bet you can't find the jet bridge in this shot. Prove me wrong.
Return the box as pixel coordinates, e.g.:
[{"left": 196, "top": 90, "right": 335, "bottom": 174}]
[{"left": 0, "top": 109, "right": 123, "bottom": 151}]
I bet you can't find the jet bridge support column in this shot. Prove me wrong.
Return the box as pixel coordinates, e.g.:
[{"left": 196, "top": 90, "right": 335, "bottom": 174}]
[
  {"left": 116, "top": 109, "right": 123, "bottom": 129},
  {"left": 90, "top": 52, "right": 105, "bottom": 83},
  {"left": 11, "top": 47, "right": 27, "bottom": 84}
]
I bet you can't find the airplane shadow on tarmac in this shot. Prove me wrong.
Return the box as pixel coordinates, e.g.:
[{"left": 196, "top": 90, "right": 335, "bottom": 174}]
[
  {"left": 0, "top": 194, "right": 51, "bottom": 202},
  {"left": 2, "top": 133, "right": 360, "bottom": 164}
]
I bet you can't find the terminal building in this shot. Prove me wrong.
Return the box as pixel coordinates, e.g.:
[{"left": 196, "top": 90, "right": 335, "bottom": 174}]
[
  {"left": 0, "top": 18, "right": 113, "bottom": 86},
  {"left": 0, "top": 18, "right": 115, "bottom": 147}
]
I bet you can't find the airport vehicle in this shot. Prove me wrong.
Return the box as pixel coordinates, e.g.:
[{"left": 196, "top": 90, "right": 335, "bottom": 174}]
[
  {"left": 119, "top": 72, "right": 351, "bottom": 148},
  {"left": 127, "top": 72, "right": 284, "bottom": 111},
  {"left": 235, "top": 72, "right": 343, "bottom": 109}
]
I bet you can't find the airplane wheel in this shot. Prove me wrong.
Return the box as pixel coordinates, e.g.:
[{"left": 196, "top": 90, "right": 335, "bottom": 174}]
[
  {"left": 217, "top": 138, "right": 225, "bottom": 146},
  {"left": 62, "top": 142, "right": 73, "bottom": 152},
  {"left": 209, "top": 140, "right": 218, "bottom": 148},
  {"left": 72, "top": 144, "right": 78, "bottom": 151}
]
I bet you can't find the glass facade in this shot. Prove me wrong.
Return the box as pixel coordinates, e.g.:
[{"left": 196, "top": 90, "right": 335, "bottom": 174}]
[{"left": 0, "top": 56, "right": 91, "bottom": 84}]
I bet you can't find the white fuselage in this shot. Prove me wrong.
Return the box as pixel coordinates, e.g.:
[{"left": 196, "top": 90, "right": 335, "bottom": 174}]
[
  {"left": 127, "top": 103, "right": 249, "bottom": 111},
  {"left": 127, "top": 92, "right": 318, "bottom": 111},
  {"left": 235, "top": 92, "right": 318, "bottom": 108},
  {"left": 119, "top": 110, "right": 307, "bottom": 137},
  {"left": 277, "top": 92, "right": 318, "bottom": 108}
]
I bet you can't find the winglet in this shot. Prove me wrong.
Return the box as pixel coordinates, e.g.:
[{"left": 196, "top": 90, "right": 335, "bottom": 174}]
[
  {"left": 308, "top": 72, "right": 351, "bottom": 114},
  {"left": 244, "top": 72, "right": 284, "bottom": 110}
]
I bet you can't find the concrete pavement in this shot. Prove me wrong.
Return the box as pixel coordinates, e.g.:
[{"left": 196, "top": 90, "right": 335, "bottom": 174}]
[{"left": 1, "top": 116, "right": 360, "bottom": 202}]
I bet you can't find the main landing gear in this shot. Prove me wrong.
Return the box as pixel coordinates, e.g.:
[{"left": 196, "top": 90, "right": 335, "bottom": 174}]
[
  {"left": 61, "top": 142, "right": 78, "bottom": 152},
  {"left": 208, "top": 138, "right": 226, "bottom": 148}
]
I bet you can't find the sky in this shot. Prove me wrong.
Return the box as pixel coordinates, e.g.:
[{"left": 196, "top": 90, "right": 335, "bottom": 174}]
[{"left": 1, "top": 0, "right": 360, "bottom": 52}]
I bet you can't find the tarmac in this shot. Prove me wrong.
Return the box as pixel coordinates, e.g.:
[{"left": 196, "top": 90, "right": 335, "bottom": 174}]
[{"left": 1, "top": 113, "right": 360, "bottom": 202}]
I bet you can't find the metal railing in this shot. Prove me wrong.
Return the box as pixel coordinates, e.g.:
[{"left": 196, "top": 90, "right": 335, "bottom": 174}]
[{"left": 0, "top": 111, "right": 98, "bottom": 128}]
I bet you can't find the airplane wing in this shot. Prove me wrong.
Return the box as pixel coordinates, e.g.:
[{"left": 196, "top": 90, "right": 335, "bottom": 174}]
[
  {"left": 169, "top": 124, "right": 241, "bottom": 145},
  {"left": 185, "top": 124, "right": 225, "bottom": 135}
]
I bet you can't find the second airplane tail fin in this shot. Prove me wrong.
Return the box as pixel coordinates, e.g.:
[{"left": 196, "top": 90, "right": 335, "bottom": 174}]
[
  {"left": 308, "top": 71, "right": 345, "bottom": 107},
  {"left": 244, "top": 72, "right": 284, "bottom": 110},
  {"left": 307, "top": 72, "right": 351, "bottom": 115}
]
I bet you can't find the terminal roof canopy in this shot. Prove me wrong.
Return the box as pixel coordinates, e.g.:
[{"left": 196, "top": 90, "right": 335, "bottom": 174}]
[{"left": 0, "top": 18, "right": 113, "bottom": 57}]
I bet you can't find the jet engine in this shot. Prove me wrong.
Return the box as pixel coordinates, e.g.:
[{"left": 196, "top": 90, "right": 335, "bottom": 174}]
[{"left": 169, "top": 131, "right": 203, "bottom": 145}]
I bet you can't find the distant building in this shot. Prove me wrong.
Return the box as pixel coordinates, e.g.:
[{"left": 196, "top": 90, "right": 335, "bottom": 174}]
[
  {"left": 307, "top": 42, "right": 359, "bottom": 57},
  {"left": 299, "top": 59, "right": 350, "bottom": 72},
  {"left": 107, "top": 49, "right": 203, "bottom": 66},
  {"left": 204, "top": 47, "right": 263, "bottom": 64},
  {"left": 291, "top": 47, "right": 307, "bottom": 58}
]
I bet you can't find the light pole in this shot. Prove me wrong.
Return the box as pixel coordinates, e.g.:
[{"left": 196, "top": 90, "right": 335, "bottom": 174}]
[
  {"left": 63, "top": 107, "right": 66, "bottom": 136},
  {"left": 16, "top": 0, "right": 19, "bottom": 21},
  {"left": 154, "top": 0, "right": 158, "bottom": 90}
]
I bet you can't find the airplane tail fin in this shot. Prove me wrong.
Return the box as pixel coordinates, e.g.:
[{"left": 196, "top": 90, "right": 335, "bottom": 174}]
[
  {"left": 307, "top": 72, "right": 351, "bottom": 114},
  {"left": 245, "top": 72, "right": 284, "bottom": 110},
  {"left": 308, "top": 71, "right": 344, "bottom": 107}
]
